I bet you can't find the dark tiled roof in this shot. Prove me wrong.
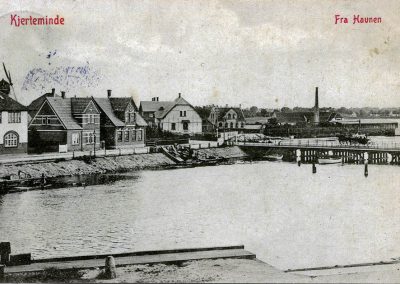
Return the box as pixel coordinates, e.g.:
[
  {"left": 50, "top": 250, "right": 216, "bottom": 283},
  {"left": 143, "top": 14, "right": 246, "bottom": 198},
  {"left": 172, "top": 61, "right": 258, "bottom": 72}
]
[
  {"left": 93, "top": 98, "right": 125, "bottom": 127},
  {"left": 245, "top": 116, "right": 271, "bottom": 125},
  {"left": 28, "top": 93, "right": 58, "bottom": 112},
  {"left": 0, "top": 92, "right": 27, "bottom": 111},
  {"left": 94, "top": 97, "right": 147, "bottom": 127},
  {"left": 274, "top": 111, "right": 339, "bottom": 124},
  {"left": 109, "top": 97, "right": 138, "bottom": 111},
  {"left": 71, "top": 97, "right": 92, "bottom": 114},
  {"left": 214, "top": 107, "right": 246, "bottom": 121},
  {"left": 46, "top": 97, "right": 81, "bottom": 130}
]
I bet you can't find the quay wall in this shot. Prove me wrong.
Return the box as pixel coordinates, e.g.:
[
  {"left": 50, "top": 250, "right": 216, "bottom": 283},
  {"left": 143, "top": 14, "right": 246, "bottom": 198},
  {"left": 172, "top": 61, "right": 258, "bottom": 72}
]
[{"left": 0, "top": 153, "right": 176, "bottom": 180}]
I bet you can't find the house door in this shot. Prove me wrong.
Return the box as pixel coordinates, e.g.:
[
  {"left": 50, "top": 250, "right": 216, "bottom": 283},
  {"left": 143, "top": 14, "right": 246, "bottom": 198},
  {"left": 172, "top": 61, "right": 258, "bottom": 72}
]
[{"left": 183, "top": 121, "right": 189, "bottom": 131}]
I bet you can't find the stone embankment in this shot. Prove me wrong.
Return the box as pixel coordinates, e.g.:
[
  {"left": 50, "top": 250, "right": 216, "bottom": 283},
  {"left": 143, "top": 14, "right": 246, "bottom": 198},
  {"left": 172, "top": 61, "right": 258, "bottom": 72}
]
[
  {"left": 194, "top": 146, "right": 247, "bottom": 159},
  {"left": 0, "top": 153, "right": 175, "bottom": 180}
]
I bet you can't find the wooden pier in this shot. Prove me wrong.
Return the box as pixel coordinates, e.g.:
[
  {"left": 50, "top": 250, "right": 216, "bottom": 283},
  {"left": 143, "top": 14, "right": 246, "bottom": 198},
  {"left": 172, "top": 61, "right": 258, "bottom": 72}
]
[{"left": 233, "top": 140, "right": 400, "bottom": 165}]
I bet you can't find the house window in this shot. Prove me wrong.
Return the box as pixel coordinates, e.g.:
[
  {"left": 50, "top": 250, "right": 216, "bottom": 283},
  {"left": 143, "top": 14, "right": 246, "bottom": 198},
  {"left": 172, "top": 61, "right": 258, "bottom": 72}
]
[
  {"left": 83, "top": 114, "right": 98, "bottom": 124},
  {"left": 233, "top": 114, "right": 236, "bottom": 119},
  {"left": 180, "top": 111, "right": 187, "bottom": 117},
  {"left": 4, "top": 132, "right": 18, "bottom": 147},
  {"left": 137, "top": 130, "right": 142, "bottom": 141},
  {"left": 83, "top": 132, "right": 95, "bottom": 144},
  {"left": 124, "top": 130, "right": 129, "bottom": 142},
  {"left": 149, "top": 113, "right": 154, "bottom": 118},
  {"left": 8, "top": 112, "right": 21, "bottom": 123},
  {"left": 126, "top": 111, "right": 135, "bottom": 123},
  {"left": 72, "top": 133, "right": 80, "bottom": 145},
  {"left": 225, "top": 122, "right": 228, "bottom": 128},
  {"left": 131, "top": 129, "right": 136, "bottom": 141},
  {"left": 117, "top": 130, "right": 123, "bottom": 142},
  {"left": 219, "top": 122, "right": 222, "bottom": 127},
  {"left": 183, "top": 122, "right": 188, "bottom": 131},
  {"left": 171, "top": 123, "right": 176, "bottom": 130},
  {"left": 228, "top": 114, "right": 231, "bottom": 119},
  {"left": 241, "top": 123, "right": 244, "bottom": 128},
  {"left": 230, "top": 122, "right": 234, "bottom": 128}
]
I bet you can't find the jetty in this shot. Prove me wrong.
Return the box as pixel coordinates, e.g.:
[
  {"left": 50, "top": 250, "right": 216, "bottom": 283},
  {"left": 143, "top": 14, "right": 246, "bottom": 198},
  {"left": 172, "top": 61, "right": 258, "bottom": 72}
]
[
  {"left": 233, "top": 138, "right": 400, "bottom": 164},
  {"left": 1, "top": 245, "right": 255, "bottom": 275}
]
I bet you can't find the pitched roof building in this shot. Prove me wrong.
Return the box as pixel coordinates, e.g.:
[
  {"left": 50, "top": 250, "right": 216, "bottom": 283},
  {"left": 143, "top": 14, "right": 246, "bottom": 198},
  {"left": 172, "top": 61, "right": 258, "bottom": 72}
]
[{"left": 140, "top": 94, "right": 202, "bottom": 134}]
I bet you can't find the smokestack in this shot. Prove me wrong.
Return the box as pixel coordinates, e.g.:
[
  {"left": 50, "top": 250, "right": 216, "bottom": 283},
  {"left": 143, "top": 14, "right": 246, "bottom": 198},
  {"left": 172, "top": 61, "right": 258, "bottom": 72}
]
[
  {"left": 61, "top": 91, "right": 66, "bottom": 99},
  {"left": 107, "top": 90, "right": 112, "bottom": 98},
  {"left": 51, "top": 88, "right": 55, "bottom": 96},
  {"left": 314, "top": 87, "right": 320, "bottom": 125}
]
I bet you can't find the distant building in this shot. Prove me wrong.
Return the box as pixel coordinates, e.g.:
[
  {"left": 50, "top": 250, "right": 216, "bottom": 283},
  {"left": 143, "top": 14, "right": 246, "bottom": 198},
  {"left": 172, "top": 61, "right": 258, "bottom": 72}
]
[
  {"left": 208, "top": 106, "right": 246, "bottom": 131},
  {"left": 28, "top": 91, "right": 101, "bottom": 153},
  {"left": 140, "top": 94, "right": 202, "bottom": 134},
  {"left": 0, "top": 90, "right": 28, "bottom": 154},
  {"left": 94, "top": 90, "right": 147, "bottom": 149}
]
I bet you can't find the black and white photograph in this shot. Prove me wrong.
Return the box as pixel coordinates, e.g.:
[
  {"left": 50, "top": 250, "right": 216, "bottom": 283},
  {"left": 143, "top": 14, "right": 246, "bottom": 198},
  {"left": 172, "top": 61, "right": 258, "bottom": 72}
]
[{"left": 0, "top": 0, "right": 400, "bottom": 282}]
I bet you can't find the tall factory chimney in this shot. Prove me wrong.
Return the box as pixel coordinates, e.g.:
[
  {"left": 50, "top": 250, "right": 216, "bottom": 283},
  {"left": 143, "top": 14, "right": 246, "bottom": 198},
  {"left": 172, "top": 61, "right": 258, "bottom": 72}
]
[{"left": 314, "top": 87, "right": 320, "bottom": 125}]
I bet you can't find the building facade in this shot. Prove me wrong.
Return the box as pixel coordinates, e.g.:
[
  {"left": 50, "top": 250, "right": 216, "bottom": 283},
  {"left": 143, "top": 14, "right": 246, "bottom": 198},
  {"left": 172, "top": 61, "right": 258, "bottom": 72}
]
[
  {"left": 0, "top": 92, "right": 28, "bottom": 154},
  {"left": 28, "top": 92, "right": 101, "bottom": 153},
  {"left": 140, "top": 94, "right": 202, "bottom": 134},
  {"left": 94, "top": 90, "right": 147, "bottom": 149},
  {"left": 208, "top": 106, "right": 246, "bottom": 131}
]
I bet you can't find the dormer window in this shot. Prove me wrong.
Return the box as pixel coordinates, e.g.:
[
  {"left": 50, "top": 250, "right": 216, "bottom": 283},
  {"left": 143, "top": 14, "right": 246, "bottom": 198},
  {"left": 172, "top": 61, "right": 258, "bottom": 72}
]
[
  {"left": 126, "top": 110, "right": 136, "bottom": 123},
  {"left": 159, "top": 106, "right": 164, "bottom": 111}
]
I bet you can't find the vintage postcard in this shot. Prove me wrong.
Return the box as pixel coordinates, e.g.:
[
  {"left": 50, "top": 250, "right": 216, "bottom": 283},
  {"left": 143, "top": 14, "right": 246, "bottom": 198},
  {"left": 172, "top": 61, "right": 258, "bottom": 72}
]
[{"left": 0, "top": 0, "right": 399, "bottom": 283}]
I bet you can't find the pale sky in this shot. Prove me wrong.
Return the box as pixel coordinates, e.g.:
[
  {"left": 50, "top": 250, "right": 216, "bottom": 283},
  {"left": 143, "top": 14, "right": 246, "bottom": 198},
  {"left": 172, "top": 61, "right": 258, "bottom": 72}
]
[{"left": 0, "top": 0, "right": 399, "bottom": 108}]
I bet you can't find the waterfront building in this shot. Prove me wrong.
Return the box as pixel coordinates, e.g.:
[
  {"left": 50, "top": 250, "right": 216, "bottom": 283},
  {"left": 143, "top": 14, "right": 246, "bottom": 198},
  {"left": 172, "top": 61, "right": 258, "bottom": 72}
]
[
  {"left": 28, "top": 90, "right": 101, "bottom": 153},
  {"left": 93, "top": 90, "right": 147, "bottom": 149},
  {"left": 140, "top": 93, "right": 202, "bottom": 134},
  {"left": 0, "top": 88, "right": 28, "bottom": 154},
  {"left": 208, "top": 105, "right": 246, "bottom": 131}
]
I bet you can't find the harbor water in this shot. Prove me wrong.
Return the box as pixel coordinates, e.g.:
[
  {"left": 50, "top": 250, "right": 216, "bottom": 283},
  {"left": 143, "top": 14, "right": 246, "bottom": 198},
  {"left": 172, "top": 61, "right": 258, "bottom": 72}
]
[{"left": 0, "top": 161, "right": 399, "bottom": 270}]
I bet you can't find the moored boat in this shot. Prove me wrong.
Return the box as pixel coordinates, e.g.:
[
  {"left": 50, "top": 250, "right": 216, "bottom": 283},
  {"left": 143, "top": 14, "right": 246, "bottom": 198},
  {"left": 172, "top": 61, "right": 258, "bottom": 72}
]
[
  {"left": 318, "top": 156, "right": 342, "bottom": 165},
  {"left": 264, "top": 154, "right": 283, "bottom": 161}
]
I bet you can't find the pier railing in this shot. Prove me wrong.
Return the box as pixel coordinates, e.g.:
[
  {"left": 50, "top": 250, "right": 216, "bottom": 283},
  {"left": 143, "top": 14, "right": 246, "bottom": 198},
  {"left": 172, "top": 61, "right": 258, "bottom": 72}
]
[{"left": 233, "top": 139, "right": 400, "bottom": 151}]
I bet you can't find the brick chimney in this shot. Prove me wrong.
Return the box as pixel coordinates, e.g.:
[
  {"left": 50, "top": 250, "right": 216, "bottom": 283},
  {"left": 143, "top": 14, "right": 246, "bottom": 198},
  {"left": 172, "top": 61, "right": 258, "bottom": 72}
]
[
  {"left": 61, "top": 91, "right": 66, "bottom": 99},
  {"left": 51, "top": 88, "right": 55, "bottom": 96},
  {"left": 178, "top": 93, "right": 181, "bottom": 98},
  {"left": 314, "top": 87, "right": 320, "bottom": 125},
  {"left": 107, "top": 90, "right": 112, "bottom": 98}
]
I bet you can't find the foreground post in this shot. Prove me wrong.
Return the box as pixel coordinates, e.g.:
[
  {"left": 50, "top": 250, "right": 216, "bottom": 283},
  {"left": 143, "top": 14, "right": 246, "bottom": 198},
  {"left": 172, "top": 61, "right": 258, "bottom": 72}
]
[
  {"left": 0, "top": 242, "right": 11, "bottom": 265},
  {"left": 0, "top": 264, "right": 4, "bottom": 280},
  {"left": 105, "top": 256, "right": 117, "bottom": 279},
  {"left": 312, "top": 163, "right": 317, "bottom": 174}
]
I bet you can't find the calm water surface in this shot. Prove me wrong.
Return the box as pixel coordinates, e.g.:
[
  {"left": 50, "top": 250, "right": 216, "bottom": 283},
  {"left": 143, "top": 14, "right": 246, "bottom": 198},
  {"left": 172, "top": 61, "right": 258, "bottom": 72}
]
[{"left": 1, "top": 161, "right": 399, "bottom": 270}]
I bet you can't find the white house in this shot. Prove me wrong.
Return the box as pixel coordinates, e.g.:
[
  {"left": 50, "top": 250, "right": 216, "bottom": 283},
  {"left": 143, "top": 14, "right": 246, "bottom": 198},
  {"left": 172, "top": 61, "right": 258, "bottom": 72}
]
[
  {"left": 0, "top": 92, "right": 28, "bottom": 154},
  {"left": 140, "top": 94, "right": 202, "bottom": 134}
]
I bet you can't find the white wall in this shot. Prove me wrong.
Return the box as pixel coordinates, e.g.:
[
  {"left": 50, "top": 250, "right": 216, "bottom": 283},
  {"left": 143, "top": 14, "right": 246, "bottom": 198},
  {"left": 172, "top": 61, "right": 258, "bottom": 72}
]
[
  {"left": 161, "top": 105, "right": 202, "bottom": 134},
  {"left": 0, "top": 111, "right": 28, "bottom": 144}
]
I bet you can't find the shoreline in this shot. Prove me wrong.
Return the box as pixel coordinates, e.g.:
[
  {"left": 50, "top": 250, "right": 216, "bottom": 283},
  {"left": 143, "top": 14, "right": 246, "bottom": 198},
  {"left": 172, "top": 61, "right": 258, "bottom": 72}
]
[{"left": 0, "top": 146, "right": 248, "bottom": 194}]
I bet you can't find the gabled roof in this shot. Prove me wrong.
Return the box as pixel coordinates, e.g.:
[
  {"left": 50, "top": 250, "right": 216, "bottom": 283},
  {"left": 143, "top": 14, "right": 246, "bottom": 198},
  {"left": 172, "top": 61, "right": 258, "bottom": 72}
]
[
  {"left": 46, "top": 97, "right": 81, "bottom": 130},
  {"left": 109, "top": 97, "right": 138, "bottom": 112},
  {"left": 0, "top": 92, "right": 26, "bottom": 111},
  {"left": 213, "top": 107, "right": 246, "bottom": 121},
  {"left": 28, "top": 92, "right": 59, "bottom": 112},
  {"left": 71, "top": 97, "right": 93, "bottom": 114},
  {"left": 140, "top": 95, "right": 195, "bottom": 119},
  {"left": 93, "top": 97, "right": 148, "bottom": 127},
  {"left": 93, "top": 98, "right": 125, "bottom": 127}
]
